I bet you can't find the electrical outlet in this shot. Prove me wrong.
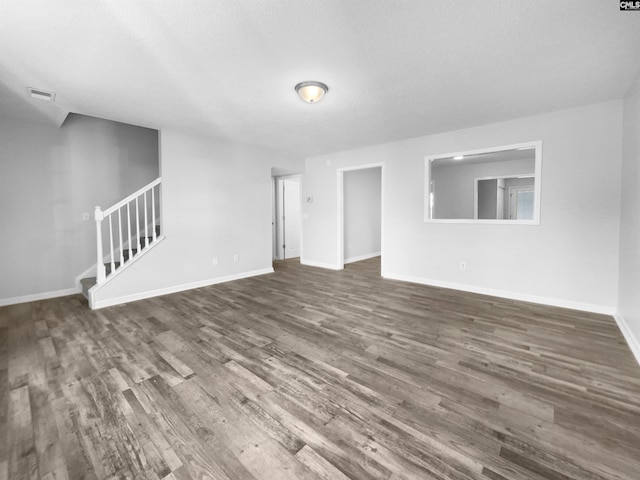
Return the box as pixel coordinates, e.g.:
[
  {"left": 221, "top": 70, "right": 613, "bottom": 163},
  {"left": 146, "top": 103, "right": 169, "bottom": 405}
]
[
  {"left": 212, "top": 257, "right": 218, "bottom": 266},
  {"left": 233, "top": 254, "right": 239, "bottom": 263},
  {"left": 459, "top": 261, "right": 466, "bottom": 271}
]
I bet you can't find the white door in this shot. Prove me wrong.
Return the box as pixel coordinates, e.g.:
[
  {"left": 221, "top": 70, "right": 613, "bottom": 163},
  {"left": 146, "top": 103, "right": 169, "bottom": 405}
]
[
  {"left": 509, "top": 186, "right": 535, "bottom": 220},
  {"left": 281, "top": 178, "right": 301, "bottom": 259}
]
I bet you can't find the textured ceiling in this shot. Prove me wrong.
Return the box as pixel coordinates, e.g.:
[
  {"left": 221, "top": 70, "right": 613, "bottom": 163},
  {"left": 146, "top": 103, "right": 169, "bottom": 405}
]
[{"left": 1, "top": 0, "right": 640, "bottom": 157}]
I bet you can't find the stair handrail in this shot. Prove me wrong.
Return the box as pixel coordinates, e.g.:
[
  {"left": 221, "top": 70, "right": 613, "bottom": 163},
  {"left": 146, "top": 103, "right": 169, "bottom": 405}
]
[
  {"left": 102, "top": 177, "right": 161, "bottom": 216},
  {"left": 94, "top": 177, "right": 162, "bottom": 285}
]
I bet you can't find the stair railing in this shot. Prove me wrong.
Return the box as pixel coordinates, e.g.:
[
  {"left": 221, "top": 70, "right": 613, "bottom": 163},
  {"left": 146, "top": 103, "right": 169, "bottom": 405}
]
[{"left": 94, "top": 178, "right": 161, "bottom": 285}]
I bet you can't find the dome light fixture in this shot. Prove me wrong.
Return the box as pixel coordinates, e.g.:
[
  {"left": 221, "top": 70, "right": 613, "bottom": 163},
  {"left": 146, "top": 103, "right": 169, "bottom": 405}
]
[{"left": 295, "top": 81, "right": 328, "bottom": 103}]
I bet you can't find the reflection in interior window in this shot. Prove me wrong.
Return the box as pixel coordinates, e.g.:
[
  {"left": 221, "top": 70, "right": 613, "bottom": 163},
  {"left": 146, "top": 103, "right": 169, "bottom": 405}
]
[
  {"left": 515, "top": 190, "right": 534, "bottom": 220},
  {"left": 425, "top": 142, "right": 541, "bottom": 224}
]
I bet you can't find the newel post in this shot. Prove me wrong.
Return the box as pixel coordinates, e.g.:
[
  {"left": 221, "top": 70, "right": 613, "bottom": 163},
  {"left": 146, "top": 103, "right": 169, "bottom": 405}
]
[{"left": 95, "top": 206, "right": 106, "bottom": 284}]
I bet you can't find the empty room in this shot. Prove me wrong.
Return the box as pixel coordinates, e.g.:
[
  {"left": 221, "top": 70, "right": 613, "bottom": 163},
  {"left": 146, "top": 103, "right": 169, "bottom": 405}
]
[{"left": 1, "top": 1, "right": 640, "bottom": 479}]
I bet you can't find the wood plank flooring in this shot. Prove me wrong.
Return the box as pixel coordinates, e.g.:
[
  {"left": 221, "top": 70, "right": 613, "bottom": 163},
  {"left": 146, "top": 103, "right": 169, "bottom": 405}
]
[{"left": 1, "top": 257, "right": 640, "bottom": 480}]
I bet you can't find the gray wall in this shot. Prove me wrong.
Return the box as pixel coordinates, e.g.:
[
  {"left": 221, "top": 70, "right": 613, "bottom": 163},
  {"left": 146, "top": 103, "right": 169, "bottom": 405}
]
[
  {"left": 344, "top": 167, "right": 381, "bottom": 262},
  {"left": 302, "top": 101, "right": 622, "bottom": 312},
  {"left": 618, "top": 70, "right": 640, "bottom": 353},
  {"left": 0, "top": 114, "right": 159, "bottom": 302}
]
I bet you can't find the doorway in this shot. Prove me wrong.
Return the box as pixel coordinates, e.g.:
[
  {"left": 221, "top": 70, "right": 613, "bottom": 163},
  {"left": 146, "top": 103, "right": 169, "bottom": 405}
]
[
  {"left": 337, "top": 164, "right": 384, "bottom": 272},
  {"left": 274, "top": 176, "right": 302, "bottom": 260}
]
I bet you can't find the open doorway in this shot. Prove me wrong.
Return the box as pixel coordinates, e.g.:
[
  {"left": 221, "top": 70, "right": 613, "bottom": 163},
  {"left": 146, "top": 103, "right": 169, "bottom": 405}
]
[
  {"left": 274, "top": 175, "right": 302, "bottom": 260},
  {"left": 337, "top": 164, "right": 383, "bottom": 272}
]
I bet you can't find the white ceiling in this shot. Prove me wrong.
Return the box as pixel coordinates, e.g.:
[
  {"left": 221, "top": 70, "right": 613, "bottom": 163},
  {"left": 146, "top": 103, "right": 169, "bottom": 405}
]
[{"left": 1, "top": 0, "right": 640, "bottom": 158}]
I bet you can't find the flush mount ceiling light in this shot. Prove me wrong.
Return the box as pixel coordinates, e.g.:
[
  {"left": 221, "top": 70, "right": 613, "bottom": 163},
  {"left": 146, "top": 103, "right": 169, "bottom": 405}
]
[
  {"left": 453, "top": 155, "right": 464, "bottom": 160},
  {"left": 295, "top": 81, "right": 328, "bottom": 103},
  {"left": 27, "top": 87, "right": 55, "bottom": 102}
]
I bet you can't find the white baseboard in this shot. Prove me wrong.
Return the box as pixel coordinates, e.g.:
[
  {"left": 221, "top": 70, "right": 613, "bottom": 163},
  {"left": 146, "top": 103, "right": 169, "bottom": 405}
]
[
  {"left": 344, "top": 252, "right": 381, "bottom": 264},
  {"left": 614, "top": 314, "right": 640, "bottom": 367},
  {"left": 0, "top": 287, "right": 80, "bottom": 307},
  {"left": 92, "top": 268, "right": 274, "bottom": 309},
  {"left": 382, "top": 272, "right": 615, "bottom": 316},
  {"left": 300, "top": 259, "right": 342, "bottom": 270}
]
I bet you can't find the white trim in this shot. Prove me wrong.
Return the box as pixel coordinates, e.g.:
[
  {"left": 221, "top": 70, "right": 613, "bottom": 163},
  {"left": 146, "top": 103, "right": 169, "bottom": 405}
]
[
  {"left": 425, "top": 140, "right": 542, "bottom": 224},
  {"left": 614, "top": 314, "right": 640, "bottom": 367},
  {"left": 300, "top": 259, "right": 341, "bottom": 270},
  {"left": 382, "top": 272, "right": 615, "bottom": 316},
  {"left": 92, "top": 267, "right": 274, "bottom": 310},
  {"left": 344, "top": 252, "right": 381, "bottom": 264},
  {"left": 274, "top": 175, "right": 302, "bottom": 261},
  {"left": 0, "top": 287, "right": 80, "bottom": 307},
  {"left": 473, "top": 174, "right": 534, "bottom": 220}
]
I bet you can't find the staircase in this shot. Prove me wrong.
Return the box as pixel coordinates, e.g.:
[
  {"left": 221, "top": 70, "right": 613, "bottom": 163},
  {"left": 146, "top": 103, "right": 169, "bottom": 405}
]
[
  {"left": 80, "top": 225, "right": 161, "bottom": 296},
  {"left": 80, "top": 178, "right": 164, "bottom": 309}
]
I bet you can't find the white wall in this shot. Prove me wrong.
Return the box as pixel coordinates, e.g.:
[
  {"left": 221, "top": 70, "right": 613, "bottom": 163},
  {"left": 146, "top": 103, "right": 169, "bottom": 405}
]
[
  {"left": 0, "top": 114, "right": 159, "bottom": 303},
  {"left": 302, "top": 101, "right": 622, "bottom": 312},
  {"left": 344, "top": 167, "right": 381, "bottom": 262},
  {"left": 617, "top": 71, "right": 640, "bottom": 357},
  {"left": 93, "top": 129, "right": 303, "bottom": 306}
]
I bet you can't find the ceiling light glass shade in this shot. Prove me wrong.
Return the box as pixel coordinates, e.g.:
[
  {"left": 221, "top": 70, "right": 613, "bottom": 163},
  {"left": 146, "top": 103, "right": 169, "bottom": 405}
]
[{"left": 295, "top": 81, "right": 328, "bottom": 103}]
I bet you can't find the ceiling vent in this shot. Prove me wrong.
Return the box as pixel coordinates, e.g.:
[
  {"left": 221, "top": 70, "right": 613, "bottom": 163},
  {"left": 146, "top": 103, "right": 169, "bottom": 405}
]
[{"left": 27, "top": 87, "right": 55, "bottom": 102}]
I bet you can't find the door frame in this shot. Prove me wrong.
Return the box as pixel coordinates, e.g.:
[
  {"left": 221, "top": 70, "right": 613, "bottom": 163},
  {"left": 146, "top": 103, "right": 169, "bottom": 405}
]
[
  {"left": 473, "top": 174, "right": 533, "bottom": 220},
  {"left": 337, "top": 163, "right": 385, "bottom": 274},
  {"left": 274, "top": 174, "right": 302, "bottom": 260}
]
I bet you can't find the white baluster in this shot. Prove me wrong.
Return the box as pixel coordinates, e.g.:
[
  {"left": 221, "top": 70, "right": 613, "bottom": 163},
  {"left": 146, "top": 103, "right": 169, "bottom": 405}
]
[
  {"left": 136, "top": 197, "right": 141, "bottom": 254},
  {"left": 144, "top": 191, "right": 149, "bottom": 248},
  {"left": 152, "top": 186, "right": 157, "bottom": 241},
  {"left": 118, "top": 208, "right": 124, "bottom": 265},
  {"left": 108, "top": 214, "right": 115, "bottom": 275},
  {"left": 93, "top": 179, "right": 161, "bottom": 286},
  {"left": 127, "top": 202, "right": 132, "bottom": 262},
  {"left": 95, "top": 206, "right": 106, "bottom": 284}
]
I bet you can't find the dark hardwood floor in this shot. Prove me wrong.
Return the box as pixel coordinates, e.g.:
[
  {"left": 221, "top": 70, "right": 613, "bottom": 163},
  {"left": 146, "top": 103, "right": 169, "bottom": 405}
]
[{"left": 1, "top": 257, "right": 640, "bottom": 480}]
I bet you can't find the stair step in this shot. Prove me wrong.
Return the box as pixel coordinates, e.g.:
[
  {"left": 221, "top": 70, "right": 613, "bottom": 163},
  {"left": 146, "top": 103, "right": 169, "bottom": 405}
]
[{"left": 80, "top": 277, "right": 96, "bottom": 299}]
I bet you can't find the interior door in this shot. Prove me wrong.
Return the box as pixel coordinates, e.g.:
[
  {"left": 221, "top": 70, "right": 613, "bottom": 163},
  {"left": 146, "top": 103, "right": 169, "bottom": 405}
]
[
  {"left": 509, "top": 186, "right": 535, "bottom": 220},
  {"left": 282, "top": 178, "right": 301, "bottom": 259}
]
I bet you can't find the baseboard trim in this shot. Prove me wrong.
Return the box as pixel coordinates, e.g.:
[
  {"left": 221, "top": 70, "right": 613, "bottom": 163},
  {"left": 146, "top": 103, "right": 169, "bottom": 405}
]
[
  {"left": 382, "top": 272, "right": 615, "bottom": 316},
  {"left": 344, "top": 252, "right": 381, "bottom": 264},
  {"left": 92, "top": 268, "right": 274, "bottom": 309},
  {"left": 0, "top": 287, "right": 80, "bottom": 307},
  {"left": 300, "top": 259, "right": 342, "bottom": 270},
  {"left": 614, "top": 314, "right": 640, "bottom": 367}
]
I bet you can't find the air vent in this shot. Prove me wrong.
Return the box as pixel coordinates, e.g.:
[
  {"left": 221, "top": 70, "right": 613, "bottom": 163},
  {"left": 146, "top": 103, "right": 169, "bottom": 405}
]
[{"left": 27, "top": 87, "right": 55, "bottom": 102}]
